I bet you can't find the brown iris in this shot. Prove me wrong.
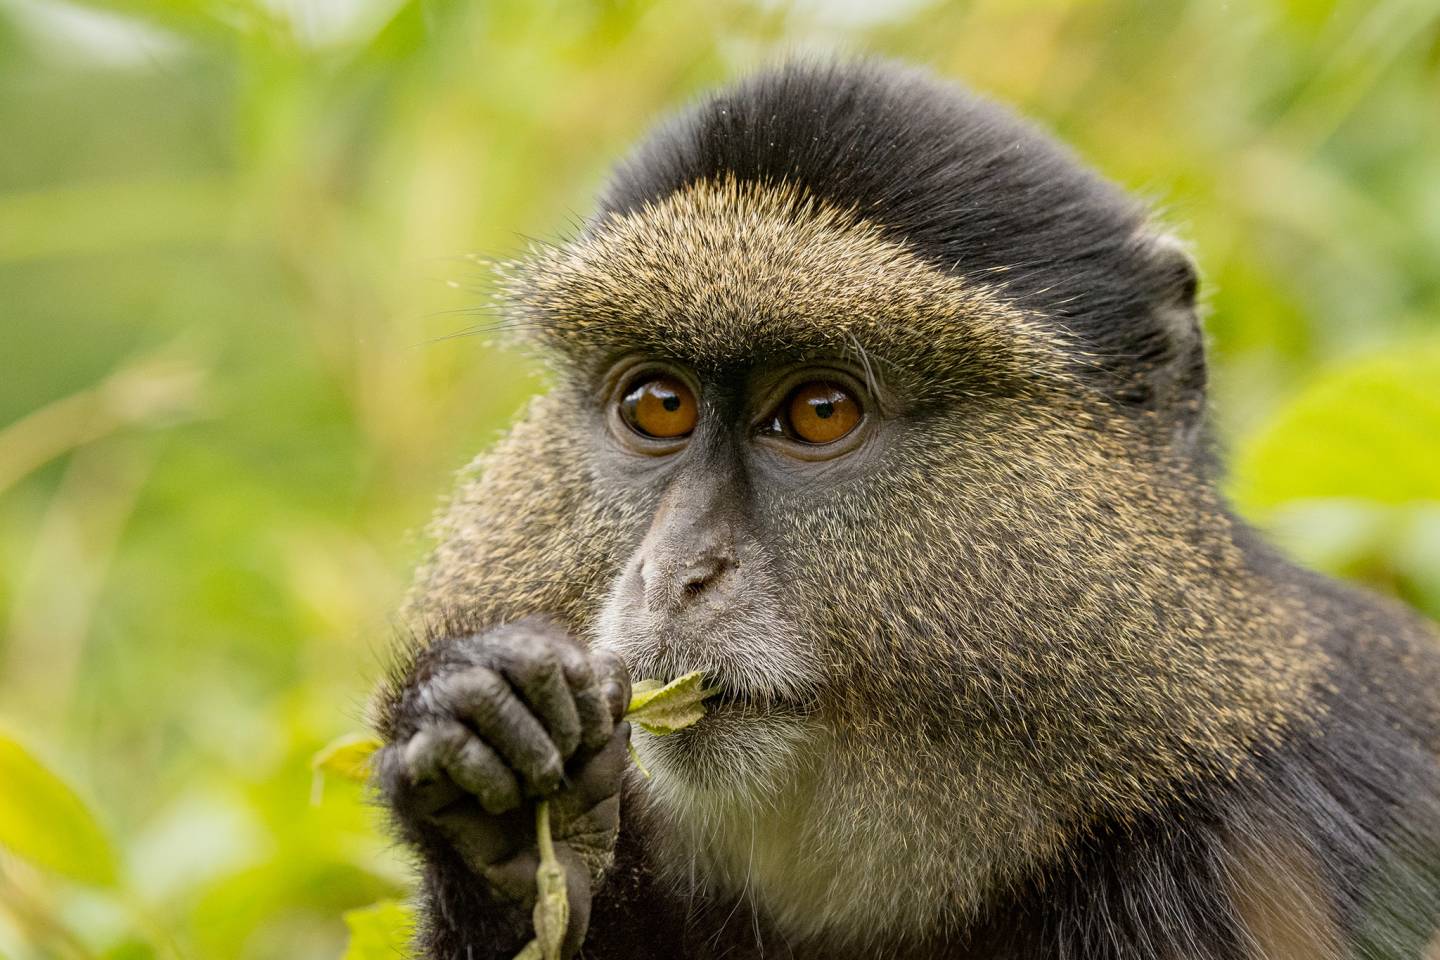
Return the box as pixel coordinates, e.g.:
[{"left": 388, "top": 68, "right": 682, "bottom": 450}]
[
  {"left": 787, "top": 381, "right": 861, "bottom": 444},
  {"left": 620, "top": 374, "right": 698, "bottom": 439}
]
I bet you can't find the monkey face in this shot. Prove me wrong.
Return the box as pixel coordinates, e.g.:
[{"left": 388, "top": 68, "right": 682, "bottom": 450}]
[
  {"left": 394, "top": 62, "right": 1440, "bottom": 952},
  {"left": 589, "top": 357, "right": 865, "bottom": 800},
  {"left": 543, "top": 180, "right": 1090, "bottom": 806},
  {"left": 518, "top": 181, "right": 1074, "bottom": 791},
  {"left": 506, "top": 178, "right": 1312, "bottom": 844}
]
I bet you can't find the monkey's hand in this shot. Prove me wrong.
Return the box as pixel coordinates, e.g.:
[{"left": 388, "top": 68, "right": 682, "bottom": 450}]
[{"left": 376, "top": 617, "right": 631, "bottom": 959}]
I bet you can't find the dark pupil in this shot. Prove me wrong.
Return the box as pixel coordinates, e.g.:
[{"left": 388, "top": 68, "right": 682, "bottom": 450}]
[
  {"left": 814, "top": 400, "right": 834, "bottom": 419},
  {"left": 661, "top": 393, "right": 681, "bottom": 412}
]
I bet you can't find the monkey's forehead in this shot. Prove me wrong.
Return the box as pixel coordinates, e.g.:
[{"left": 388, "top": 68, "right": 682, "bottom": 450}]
[{"left": 503, "top": 178, "right": 1076, "bottom": 381}]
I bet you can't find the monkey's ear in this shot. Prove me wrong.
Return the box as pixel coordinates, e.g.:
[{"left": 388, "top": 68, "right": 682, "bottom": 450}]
[{"left": 1124, "top": 230, "right": 1207, "bottom": 444}]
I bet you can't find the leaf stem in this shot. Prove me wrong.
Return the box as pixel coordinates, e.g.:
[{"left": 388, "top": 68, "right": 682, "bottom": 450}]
[{"left": 535, "top": 799, "right": 555, "bottom": 865}]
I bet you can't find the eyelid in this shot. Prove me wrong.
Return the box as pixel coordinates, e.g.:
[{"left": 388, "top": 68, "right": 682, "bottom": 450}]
[
  {"left": 602, "top": 357, "right": 702, "bottom": 456},
  {"left": 748, "top": 367, "right": 870, "bottom": 433},
  {"left": 750, "top": 367, "right": 872, "bottom": 462}
]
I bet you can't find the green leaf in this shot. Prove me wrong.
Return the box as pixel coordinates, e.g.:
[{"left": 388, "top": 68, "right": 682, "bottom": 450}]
[
  {"left": 529, "top": 800, "right": 568, "bottom": 960},
  {"left": 0, "top": 731, "right": 119, "bottom": 887},
  {"left": 341, "top": 900, "right": 414, "bottom": 960},
  {"left": 311, "top": 733, "right": 383, "bottom": 805},
  {"left": 626, "top": 739, "right": 651, "bottom": 779},
  {"left": 312, "top": 734, "right": 382, "bottom": 784},
  {"left": 1232, "top": 340, "right": 1440, "bottom": 513},
  {"left": 624, "top": 671, "right": 717, "bottom": 736}
]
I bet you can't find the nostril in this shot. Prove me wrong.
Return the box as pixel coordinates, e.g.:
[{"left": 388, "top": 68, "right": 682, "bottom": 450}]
[{"left": 678, "top": 556, "right": 731, "bottom": 602}]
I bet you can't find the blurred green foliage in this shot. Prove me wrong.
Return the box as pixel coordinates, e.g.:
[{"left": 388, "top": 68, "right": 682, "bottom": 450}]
[{"left": 1, "top": 0, "right": 1438, "bottom": 956}]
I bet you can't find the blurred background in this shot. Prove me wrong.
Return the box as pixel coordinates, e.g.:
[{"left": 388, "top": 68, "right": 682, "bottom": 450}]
[{"left": 1, "top": 0, "right": 1439, "bottom": 956}]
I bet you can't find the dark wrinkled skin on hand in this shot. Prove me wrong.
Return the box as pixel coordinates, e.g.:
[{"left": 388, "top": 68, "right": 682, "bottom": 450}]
[{"left": 376, "top": 618, "right": 632, "bottom": 958}]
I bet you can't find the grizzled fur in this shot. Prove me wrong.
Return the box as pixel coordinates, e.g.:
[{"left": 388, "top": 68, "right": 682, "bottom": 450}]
[{"left": 378, "top": 60, "right": 1440, "bottom": 958}]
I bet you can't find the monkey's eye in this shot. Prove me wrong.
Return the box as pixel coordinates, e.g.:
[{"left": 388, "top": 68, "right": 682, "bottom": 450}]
[
  {"left": 620, "top": 374, "right": 698, "bottom": 439},
  {"left": 778, "top": 381, "right": 861, "bottom": 445}
]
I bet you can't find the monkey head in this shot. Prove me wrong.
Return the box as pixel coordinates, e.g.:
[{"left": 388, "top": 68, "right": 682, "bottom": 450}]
[{"left": 456, "top": 61, "right": 1328, "bottom": 943}]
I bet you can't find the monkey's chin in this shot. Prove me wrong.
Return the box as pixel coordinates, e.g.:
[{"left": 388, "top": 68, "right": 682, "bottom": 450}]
[{"left": 632, "top": 705, "right": 816, "bottom": 802}]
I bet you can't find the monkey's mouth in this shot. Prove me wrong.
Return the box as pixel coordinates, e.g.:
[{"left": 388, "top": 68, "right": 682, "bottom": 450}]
[
  {"left": 631, "top": 671, "right": 798, "bottom": 722},
  {"left": 619, "top": 653, "right": 822, "bottom": 728},
  {"left": 632, "top": 673, "right": 820, "bottom": 789},
  {"left": 708, "top": 684, "right": 754, "bottom": 709},
  {"left": 701, "top": 687, "right": 768, "bottom": 720},
  {"left": 692, "top": 676, "right": 814, "bottom": 720}
]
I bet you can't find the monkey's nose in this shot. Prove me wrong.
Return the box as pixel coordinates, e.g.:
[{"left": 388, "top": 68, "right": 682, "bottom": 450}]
[
  {"left": 640, "top": 552, "right": 733, "bottom": 613},
  {"left": 678, "top": 554, "right": 732, "bottom": 599}
]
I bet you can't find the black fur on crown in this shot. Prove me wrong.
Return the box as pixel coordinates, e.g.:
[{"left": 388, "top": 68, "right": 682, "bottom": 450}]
[{"left": 599, "top": 59, "right": 1205, "bottom": 427}]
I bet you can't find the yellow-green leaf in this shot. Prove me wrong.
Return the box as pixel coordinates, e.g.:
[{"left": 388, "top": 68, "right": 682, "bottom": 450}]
[
  {"left": 627, "top": 678, "right": 663, "bottom": 698},
  {"left": 341, "top": 900, "right": 414, "bottom": 960},
  {"left": 0, "top": 731, "right": 119, "bottom": 887},
  {"left": 313, "top": 734, "right": 383, "bottom": 784},
  {"left": 1232, "top": 340, "right": 1440, "bottom": 513},
  {"left": 530, "top": 801, "right": 568, "bottom": 960},
  {"left": 624, "top": 671, "right": 717, "bottom": 735},
  {"left": 311, "top": 733, "right": 383, "bottom": 805}
]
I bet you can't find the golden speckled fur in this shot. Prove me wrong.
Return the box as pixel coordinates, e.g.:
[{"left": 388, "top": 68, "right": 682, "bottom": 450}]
[
  {"left": 381, "top": 60, "right": 1440, "bottom": 960},
  {"left": 399, "top": 180, "right": 1344, "bottom": 947}
]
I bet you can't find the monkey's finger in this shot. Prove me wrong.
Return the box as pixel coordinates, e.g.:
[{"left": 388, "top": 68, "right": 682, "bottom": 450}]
[
  {"left": 435, "top": 666, "right": 565, "bottom": 795},
  {"left": 571, "top": 685, "right": 614, "bottom": 751},
  {"left": 396, "top": 724, "right": 468, "bottom": 816},
  {"left": 493, "top": 641, "right": 582, "bottom": 760},
  {"left": 569, "top": 674, "right": 613, "bottom": 753},
  {"left": 438, "top": 726, "right": 522, "bottom": 814},
  {"left": 483, "top": 849, "right": 541, "bottom": 905},
  {"left": 573, "top": 723, "right": 629, "bottom": 808},
  {"left": 551, "top": 643, "right": 612, "bottom": 751},
  {"left": 551, "top": 640, "right": 595, "bottom": 688},
  {"left": 550, "top": 722, "right": 628, "bottom": 824},
  {"left": 375, "top": 739, "right": 457, "bottom": 818},
  {"left": 591, "top": 649, "right": 631, "bottom": 723},
  {"left": 558, "top": 794, "right": 621, "bottom": 861}
]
